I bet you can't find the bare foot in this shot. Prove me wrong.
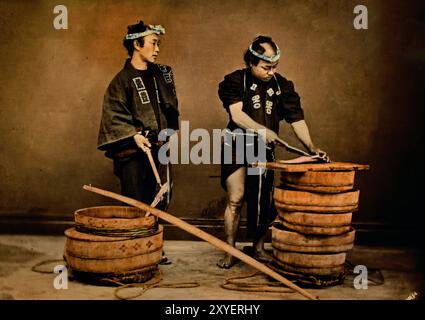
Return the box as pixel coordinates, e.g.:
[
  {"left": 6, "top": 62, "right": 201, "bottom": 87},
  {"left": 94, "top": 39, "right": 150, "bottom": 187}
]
[
  {"left": 217, "top": 254, "right": 237, "bottom": 269},
  {"left": 253, "top": 249, "right": 272, "bottom": 263}
]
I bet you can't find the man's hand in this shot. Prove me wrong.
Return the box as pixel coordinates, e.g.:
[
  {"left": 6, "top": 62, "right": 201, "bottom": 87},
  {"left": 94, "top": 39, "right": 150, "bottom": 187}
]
[
  {"left": 133, "top": 133, "right": 151, "bottom": 153},
  {"left": 308, "top": 146, "right": 330, "bottom": 163},
  {"left": 258, "top": 128, "right": 282, "bottom": 144}
]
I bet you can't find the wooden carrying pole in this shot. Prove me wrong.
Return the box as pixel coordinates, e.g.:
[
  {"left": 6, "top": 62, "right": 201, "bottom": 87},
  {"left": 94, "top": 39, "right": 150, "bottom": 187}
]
[
  {"left": 145, "top": 148, "right": 162, "bottom": 187},
  {"left": 83, "top": 185, "right": 319, "bottom": 300}
]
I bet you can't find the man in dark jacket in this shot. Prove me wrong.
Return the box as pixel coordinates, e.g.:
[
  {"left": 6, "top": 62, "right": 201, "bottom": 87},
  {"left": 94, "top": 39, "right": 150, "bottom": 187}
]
[
  {"left": 217, "top": 35, "right": 328, "bottom": 268},
  {"left": 98, "top": 20, "right": 179, "bottom": 209}
]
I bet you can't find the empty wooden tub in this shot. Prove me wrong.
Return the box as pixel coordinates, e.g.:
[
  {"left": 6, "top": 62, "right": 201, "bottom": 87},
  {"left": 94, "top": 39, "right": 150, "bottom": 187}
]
[
  {"left": 64, "top": 225, "right": 163, "bottom": 274},
  {"left": 64, "top": 206, "right": 163, "bottom": 285}
]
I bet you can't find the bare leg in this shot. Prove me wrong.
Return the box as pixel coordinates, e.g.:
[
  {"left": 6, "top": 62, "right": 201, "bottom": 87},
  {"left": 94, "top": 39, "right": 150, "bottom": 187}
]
[
  {"left": 217, "top": 167, "right": 245, "bottom": 269},
  {"left": 253, "top": 232, "right": 272, "bottom": 263}
]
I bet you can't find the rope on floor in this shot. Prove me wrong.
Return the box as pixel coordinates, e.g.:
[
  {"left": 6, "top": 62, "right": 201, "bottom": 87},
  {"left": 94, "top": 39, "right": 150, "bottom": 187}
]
[
  {"left": 221, "top": 260, "right": 385, "bottom": 293},
  {"left": 31, "top": 259, "right": 66, "bottom": 273},
  {"left": 29, "top": 258, "right": 385, "bottom": 298},
  {"left": 30, "top": 259, "right": 200, "bottom": 300},
  {"left": 220, "top": 271, "right": 293, "bottom": 293},
  {"left": 344, "top": 260, "right": 385, "bottom": 286},
  {"left": 113, "top": 268, "right": 201, "bottom": 300}
]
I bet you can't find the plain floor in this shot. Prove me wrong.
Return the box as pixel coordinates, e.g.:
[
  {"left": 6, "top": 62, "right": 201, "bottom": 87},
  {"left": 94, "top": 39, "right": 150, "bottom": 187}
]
[{"left": 0, "top": 235, "right": 424, "bottom": 300}]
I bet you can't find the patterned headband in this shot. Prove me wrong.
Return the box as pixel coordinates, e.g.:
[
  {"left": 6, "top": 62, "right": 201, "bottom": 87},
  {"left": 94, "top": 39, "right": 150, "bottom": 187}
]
[
  {"left": 124, "top": 25, "right": 165, "bottom": 40},
  {"left": 248, "top": 44, "right": 281, "bottom": 62}
]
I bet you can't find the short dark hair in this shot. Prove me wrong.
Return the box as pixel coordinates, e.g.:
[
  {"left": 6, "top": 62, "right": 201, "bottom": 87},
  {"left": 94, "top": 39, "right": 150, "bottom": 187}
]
[
  {"left": 243, "top": 35, "right": 278, "bottom": 67},
  {"left": 123, "top": 20, "right": 148, "bottom": 57}
]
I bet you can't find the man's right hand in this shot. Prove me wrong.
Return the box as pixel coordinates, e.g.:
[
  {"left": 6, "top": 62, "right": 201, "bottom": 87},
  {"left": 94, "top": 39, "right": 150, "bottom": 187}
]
[
  {"left": 308, "top": 146, "right": 330, "bottom": 163},
  {"left": 133, "top": 133, "right": 151, "bottom": 153}
]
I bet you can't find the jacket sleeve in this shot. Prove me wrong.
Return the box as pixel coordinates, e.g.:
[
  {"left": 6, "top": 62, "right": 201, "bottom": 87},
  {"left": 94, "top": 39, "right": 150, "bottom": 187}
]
[
  {"left": 276, "top": 74, "right": 305, "bottom": 124},
  {"left": 97, "top": 75, "right": 138, "bottom": 151},
  {"left": 157, "top": 64, "right": 180, "bottom": 130}
]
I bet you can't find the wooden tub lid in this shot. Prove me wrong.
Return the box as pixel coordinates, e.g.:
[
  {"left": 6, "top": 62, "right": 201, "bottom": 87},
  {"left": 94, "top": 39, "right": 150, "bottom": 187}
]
[{"left": 253, "top": 161, "right": 370, "bottom": 173}]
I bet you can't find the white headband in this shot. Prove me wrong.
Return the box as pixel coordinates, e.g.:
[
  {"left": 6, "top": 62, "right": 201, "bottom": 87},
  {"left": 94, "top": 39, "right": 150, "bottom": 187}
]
[
  {"left": 124, "top": 25, "right": 165, "bottom": 40},
  {"left": 248, "top": 44, "right": 281, "bottom": 62}
]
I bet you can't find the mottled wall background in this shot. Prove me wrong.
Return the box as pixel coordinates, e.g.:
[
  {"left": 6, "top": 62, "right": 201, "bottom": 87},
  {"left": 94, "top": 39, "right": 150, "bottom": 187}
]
[{"left": 0, "top": 0, "right": 424, "bottom": 233}]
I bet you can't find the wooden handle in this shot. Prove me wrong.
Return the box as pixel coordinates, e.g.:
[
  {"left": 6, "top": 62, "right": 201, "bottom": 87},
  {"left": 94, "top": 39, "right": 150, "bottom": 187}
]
[
  {"left": 146, "top": 183, "right": 169, "bottom": 217},
  {"left": 83, "top": 185, "right": 319, "bottom": 300},
  {"left": 145, "top": 148, "right": 162, "bottom": 186}
]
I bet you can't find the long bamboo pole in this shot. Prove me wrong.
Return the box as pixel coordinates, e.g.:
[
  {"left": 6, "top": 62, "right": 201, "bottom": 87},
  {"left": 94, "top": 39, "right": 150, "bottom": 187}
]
[{"left": 83, "top": 185, "right": 319, "bottom": 300}]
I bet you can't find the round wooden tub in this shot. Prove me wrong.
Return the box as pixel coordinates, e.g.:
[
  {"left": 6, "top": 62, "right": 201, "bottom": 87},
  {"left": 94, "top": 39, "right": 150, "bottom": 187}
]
[
  {"left": 64, "top": 225, "right": 163, "bottom": 274},
  {"left": 272, "top": 224, "right": 355, "bottom": 253},
  {"left": 272, "top": 249, "right": 347, "bottom": 277},
  {"left": 275, "top": 209, "right": 353, "bottom": 235},
  {"left": 280, "top": 170, "right": 355, "bottom": 193},
  {"left": 274, "top": 188, "right": 359, "bottom": 213},
  {"left": 74, "top": 206, "right": 157, "bottom": 237}
]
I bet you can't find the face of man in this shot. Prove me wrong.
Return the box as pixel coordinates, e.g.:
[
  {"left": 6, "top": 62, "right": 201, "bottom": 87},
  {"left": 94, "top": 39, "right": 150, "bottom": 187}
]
[
  {"left": 250, "top": 43, "right": 279, "bottom": 82},
  {"left": 135, "top": 34, "right": 161, "bottom": 63}
]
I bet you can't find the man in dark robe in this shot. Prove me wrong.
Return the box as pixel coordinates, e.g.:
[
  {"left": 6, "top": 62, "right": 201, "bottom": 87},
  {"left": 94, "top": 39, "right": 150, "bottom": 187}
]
[
  {"left": 98, "top": 20, "right": 179, "bottom": 210},
  {"left": 217, "top": 35, "right": 328, "bottom": 268}
]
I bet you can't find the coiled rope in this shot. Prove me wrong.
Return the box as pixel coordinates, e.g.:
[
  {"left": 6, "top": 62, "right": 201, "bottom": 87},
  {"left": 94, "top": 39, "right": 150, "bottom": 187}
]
[
  {"left": 74, "top": 222, "right": 159, "bottom": 238},
  {"left": 31, "top": 259, "right": 200, "bottom": 300},
  {"left": 220, "top": 259, "right": 384, "bottom": 293},
  {"left": 113, "top": 268, "right": 200, "bottom": 300},
  {"left": 221, "top": 271, "right": 293, "bottom": 293}
]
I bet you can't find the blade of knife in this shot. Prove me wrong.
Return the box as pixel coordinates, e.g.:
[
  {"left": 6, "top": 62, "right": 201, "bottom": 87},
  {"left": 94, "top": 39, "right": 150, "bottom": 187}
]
[{"left": 274, "top": 139, "right": 311, "bottom": 157}]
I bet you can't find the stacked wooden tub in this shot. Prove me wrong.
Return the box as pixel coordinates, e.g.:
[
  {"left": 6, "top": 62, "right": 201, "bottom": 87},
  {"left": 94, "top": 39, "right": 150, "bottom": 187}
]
[
  {"left": 63, "top": 206, "right": 163, "bottom": 286},
  {"left": 267, "top": 162, "right": 369, "bottom": 287}
]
